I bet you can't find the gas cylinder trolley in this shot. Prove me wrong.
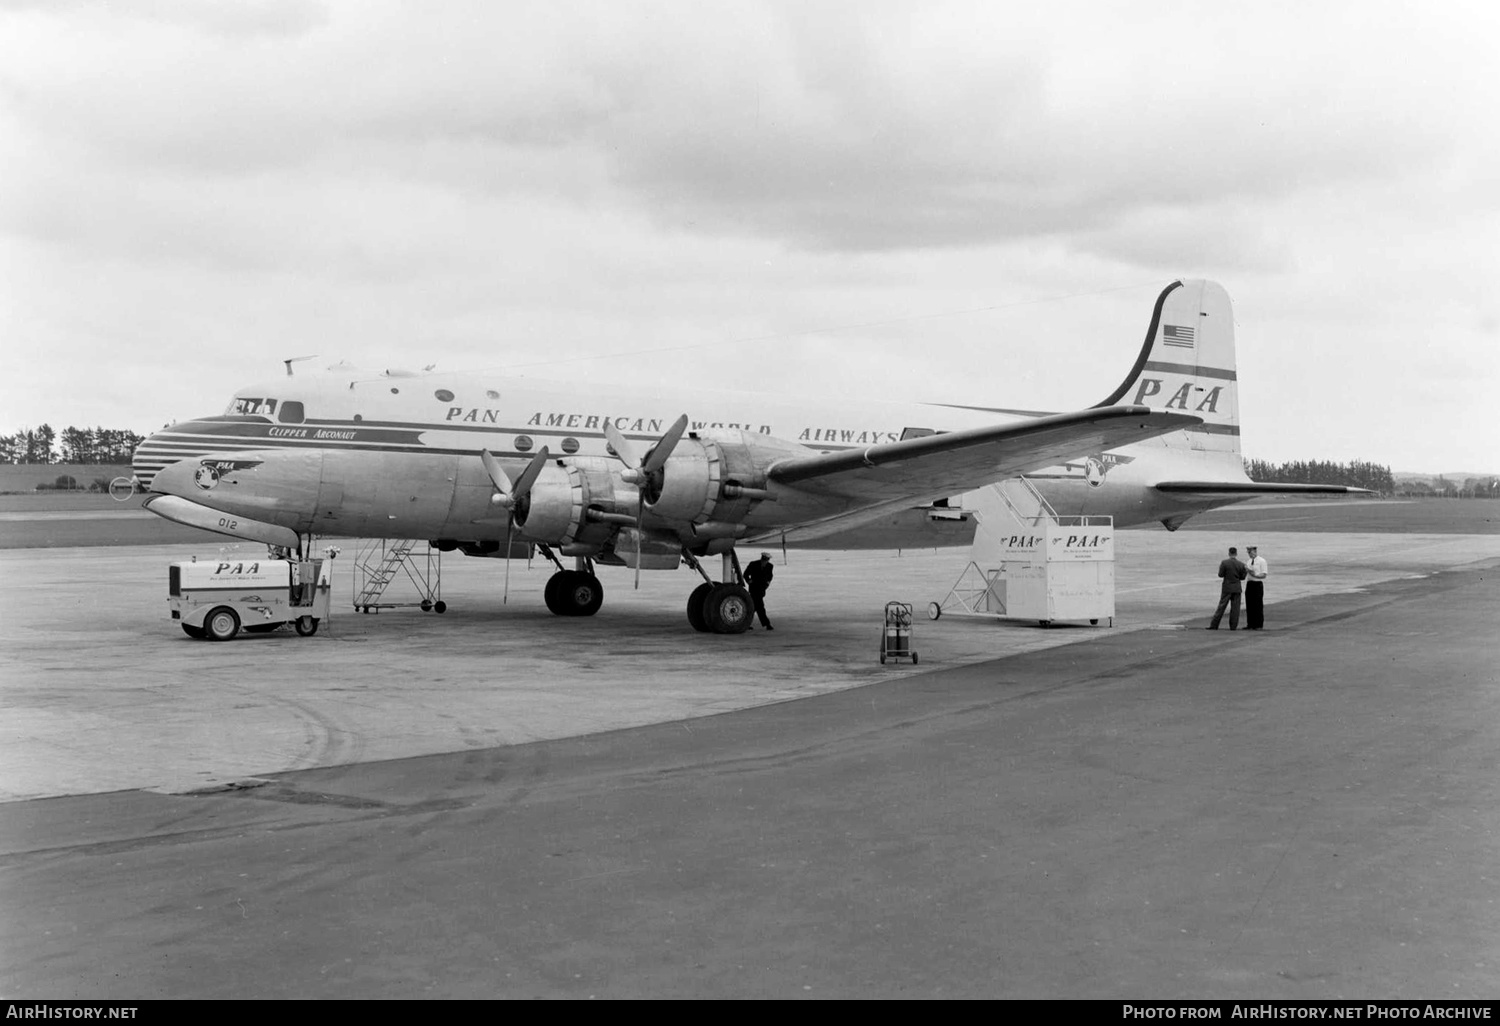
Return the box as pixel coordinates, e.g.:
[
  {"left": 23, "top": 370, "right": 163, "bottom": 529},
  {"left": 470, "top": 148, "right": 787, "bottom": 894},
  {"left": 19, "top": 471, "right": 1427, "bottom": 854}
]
[{"left": 880, "top": 601, "right": 918, "bottom": 665}]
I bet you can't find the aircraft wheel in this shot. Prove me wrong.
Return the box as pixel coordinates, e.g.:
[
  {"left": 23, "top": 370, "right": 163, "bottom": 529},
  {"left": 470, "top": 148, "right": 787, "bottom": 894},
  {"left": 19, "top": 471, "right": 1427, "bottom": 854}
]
[
  {"left": 294, "top": 616, "right": 319, "bottom": 637},
  {"left": 705, "top": 584, "right": 753, "bottom": 634},
  {"left": 434, "top": 601, "right": 447, "bottom": 614},
  {"left": 204, "top": 606, "right": 240, "bottom": 642},
  {"left": 912, "top": 652, "right": 919, "bottom": 665},
  {"left": 547, "top": 571, "right": 603, "bottom": 617},
  {"left": 880, "top": 652, "right": 886, "bottom": 665},
  {"left": 420, "top": 599, "right": 432, "bottom": 612},
  {"left": 564, "top": 574, "right": 603, "bottom": 617},
  {"left": 927, "top": 602, "right": 942, "bottom": 620},
  {"left": 543, "top": 572, "right": 568, "bottom": 615},
  {"left": 686, "top": 582, "right": 714, "bottom": 632},
  {"left": 181, "top": 623, "right": 206, "bottom": 639}
]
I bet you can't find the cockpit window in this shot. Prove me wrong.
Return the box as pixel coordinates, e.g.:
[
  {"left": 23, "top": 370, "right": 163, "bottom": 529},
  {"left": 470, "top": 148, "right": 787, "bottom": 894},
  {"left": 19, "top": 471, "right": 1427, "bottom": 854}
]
[
  {"left": 228, "top": 397, "right": 278, "bottom": 416},
  {"left": 278, "top": 401, "right": 305, "bottom": 424}
]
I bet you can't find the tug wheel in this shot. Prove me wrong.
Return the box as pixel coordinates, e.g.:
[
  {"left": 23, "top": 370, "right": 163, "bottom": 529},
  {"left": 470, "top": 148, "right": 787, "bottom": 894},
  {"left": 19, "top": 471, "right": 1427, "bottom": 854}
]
[{"left": 204, "top": 606, "right": 240, "bottom": 642}]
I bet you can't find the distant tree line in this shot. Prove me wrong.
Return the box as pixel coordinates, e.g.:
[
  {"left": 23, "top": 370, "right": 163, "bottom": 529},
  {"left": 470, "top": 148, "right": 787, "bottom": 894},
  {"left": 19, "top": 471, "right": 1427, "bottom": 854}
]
[
  {"left": 0, "top": 425, "right": 144, "bottom": 465},
  {"left": 1393, "top": 475, "right": 1500, "bottom": 499},
  {"left": 1245, "top": 458, "right": 1396, "bottom": 494}
]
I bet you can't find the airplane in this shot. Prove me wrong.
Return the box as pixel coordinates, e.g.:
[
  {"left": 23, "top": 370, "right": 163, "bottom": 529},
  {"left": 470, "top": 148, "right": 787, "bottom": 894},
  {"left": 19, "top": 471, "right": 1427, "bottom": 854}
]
[{"left": 134, "top": 279, "right": 1364, "bottom": 634}]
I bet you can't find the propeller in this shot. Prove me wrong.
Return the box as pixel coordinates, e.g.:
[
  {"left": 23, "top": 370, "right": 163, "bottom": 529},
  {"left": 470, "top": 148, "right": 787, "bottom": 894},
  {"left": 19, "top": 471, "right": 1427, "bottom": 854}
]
[
  {"left": 481, "top": 447, "right": 549, "bottom": 602},
  {"left": 605, "top": 414, "right": 689, "bottom": 589}
]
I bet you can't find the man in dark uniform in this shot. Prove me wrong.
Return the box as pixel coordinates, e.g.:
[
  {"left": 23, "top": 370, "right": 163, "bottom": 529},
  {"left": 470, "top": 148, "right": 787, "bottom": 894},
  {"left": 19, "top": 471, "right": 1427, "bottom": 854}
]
[
  {"left": 742, "top": 552, "right": 775, "bottom": 630},
  {"left": 1207, "top": 545, "right": 1248, "bottom": 630}
]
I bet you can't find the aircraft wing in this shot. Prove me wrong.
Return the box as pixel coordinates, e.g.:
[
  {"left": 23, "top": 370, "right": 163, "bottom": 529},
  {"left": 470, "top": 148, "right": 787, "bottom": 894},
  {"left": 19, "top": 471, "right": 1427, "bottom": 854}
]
[
  {"left": 763, "top": 405, "right": 1200, "bottom": 528},
  {"left": 1153, "top": 482, "right": 1373, "bottom": 496}
]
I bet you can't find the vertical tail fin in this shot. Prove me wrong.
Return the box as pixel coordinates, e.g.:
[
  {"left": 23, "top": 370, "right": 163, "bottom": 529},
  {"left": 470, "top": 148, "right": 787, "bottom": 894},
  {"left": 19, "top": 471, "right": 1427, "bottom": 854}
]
[{"left": 1094, "top": 280, "right": 1240, "bottom": 454}]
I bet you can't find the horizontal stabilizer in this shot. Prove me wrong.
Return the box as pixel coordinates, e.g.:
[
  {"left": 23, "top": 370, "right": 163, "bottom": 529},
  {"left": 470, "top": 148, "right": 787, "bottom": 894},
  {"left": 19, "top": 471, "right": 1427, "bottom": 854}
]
[{"left": 1153, "top": 482, "right": 1372, "bottom": 496}]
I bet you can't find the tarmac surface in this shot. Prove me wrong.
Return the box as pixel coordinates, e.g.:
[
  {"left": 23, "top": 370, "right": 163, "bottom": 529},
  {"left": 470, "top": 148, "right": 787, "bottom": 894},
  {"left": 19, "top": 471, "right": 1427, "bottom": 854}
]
[{"left": 1, "top": 499, "right": 1498, "bottom": 998}]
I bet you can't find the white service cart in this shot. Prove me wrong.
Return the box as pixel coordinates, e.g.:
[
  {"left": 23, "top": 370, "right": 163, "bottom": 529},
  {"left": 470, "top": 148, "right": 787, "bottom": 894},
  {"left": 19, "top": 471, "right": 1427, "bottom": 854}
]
[{"left": 168, "top": 555, "right": 333, "bottom": 640}]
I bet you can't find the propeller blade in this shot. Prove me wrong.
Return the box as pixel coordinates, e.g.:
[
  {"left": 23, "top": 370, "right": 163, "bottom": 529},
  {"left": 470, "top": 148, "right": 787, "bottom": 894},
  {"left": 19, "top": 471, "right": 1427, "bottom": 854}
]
[
  {"left": 643, "top": 414, "right": 690, "bottom": 474},
  {"left": 634, "top": 490, "right": 643, "bottom": 591},
  {"left": 483, "top": 447, "right": 549, "bottom": 602},
  {"left": 503, "top": 516, "right": 513, "bottom": 604},
  {"left": 481, "top": 449, "right": 516, "bottom": 505},
  {"left": 604, "top": 420, "right": 641, "bottom": 469},
  {"left": 511, "top": 446, "right": 550, "bottom": 498},
  {"left": 482, "top": 448, "right": 549, "bottom": 507}
]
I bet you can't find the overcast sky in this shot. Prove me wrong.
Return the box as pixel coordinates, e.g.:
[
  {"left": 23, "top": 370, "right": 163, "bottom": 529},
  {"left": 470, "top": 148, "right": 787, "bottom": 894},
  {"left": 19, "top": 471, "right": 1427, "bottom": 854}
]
[{"left": 2, "top": 0, "right": 1496, "bottom": 472}]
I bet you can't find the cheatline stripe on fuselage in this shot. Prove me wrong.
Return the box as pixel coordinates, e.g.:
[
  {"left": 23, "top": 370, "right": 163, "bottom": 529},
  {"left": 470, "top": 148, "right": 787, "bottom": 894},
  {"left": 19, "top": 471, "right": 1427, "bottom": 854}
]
[
  {"left": 134, "top": 414, "right": 1236, "bottom": 483},
  {"left": 147, "top": 404, "right": 1240, "bottom": 453}
]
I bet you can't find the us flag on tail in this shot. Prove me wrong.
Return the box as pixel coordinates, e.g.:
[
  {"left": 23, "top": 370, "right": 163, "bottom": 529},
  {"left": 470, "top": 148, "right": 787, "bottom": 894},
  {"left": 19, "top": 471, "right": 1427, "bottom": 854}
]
[{"left": 1162, "top": 324, "right": 1195, "bottom": 348}]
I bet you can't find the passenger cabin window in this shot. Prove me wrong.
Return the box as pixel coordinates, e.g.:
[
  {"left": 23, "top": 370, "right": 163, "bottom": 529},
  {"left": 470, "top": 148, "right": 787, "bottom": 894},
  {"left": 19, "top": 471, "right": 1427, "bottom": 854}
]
[
  {"left": 278, "top": 401, "right": 305, "bottom": 424},
  {"left": 228, "top": 397, "right": 278, "bottom": 416}
]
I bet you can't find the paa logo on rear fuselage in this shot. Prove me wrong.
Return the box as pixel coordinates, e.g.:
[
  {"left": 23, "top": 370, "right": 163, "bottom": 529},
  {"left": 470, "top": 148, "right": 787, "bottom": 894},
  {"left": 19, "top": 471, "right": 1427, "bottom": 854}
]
[
  {"left": 1080, "top": 453, "right": 1136, "bottom": 487},
  {"left": 194, "top": 459, "right": 264, "bottom": 490}
]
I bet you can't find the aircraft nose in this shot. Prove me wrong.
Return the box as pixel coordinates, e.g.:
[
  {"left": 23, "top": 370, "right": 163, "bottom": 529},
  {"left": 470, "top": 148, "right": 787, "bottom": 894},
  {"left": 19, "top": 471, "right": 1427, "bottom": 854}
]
[{"left": 147, "top": 449, "right": 325, "bottom": 533}]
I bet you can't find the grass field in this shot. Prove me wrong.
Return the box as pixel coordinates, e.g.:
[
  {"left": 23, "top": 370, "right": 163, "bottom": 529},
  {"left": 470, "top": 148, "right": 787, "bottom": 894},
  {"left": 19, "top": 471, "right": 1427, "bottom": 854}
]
[
  {"left": 1, "top": 493, "right": 1496, "bottom": 550},
  {"left": 1162, "top": 497, "right": 1500, "bottom": 534}
]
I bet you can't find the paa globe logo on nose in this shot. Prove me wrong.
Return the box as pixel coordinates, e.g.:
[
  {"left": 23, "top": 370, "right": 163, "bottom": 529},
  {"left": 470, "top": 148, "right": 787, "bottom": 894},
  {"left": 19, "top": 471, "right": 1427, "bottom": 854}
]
[{"left": 194, "top": 459, "right": 263, "bottom": 490}]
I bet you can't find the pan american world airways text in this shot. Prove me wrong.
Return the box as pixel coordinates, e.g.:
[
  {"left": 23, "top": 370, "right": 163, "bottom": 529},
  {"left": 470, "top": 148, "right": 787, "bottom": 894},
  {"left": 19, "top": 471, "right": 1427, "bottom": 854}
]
[{"left": 1122, "top": 1008, "right": 1492, "bottom": 1020}]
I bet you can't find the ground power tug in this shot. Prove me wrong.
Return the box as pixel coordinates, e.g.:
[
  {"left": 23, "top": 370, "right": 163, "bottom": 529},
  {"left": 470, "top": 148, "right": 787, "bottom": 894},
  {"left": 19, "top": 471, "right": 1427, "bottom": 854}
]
[{"left": 168, "top": 554, "right": 333, "bottom": 641}]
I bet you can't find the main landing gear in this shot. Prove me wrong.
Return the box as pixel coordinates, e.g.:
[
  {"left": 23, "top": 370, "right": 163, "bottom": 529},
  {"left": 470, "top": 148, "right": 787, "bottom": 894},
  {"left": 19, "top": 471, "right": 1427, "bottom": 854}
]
[
  {"left": 683, "top": 550, "right": 754, "bottom": 635},
  {"left": 538, "top": 548, "right": 606, "bottom": 617},
  {"left": 535, "top": 546, "right": 755, "bottom": 634},
  {"left": 544, "top": 568, "right": 605, "bottom": 617}
]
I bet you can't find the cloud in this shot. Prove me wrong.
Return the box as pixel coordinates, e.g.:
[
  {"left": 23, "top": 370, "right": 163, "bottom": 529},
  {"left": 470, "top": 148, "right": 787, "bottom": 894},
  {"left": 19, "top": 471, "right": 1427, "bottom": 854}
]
[{"left": 0, "top": 0, "right": 1497, "bottom": 471}]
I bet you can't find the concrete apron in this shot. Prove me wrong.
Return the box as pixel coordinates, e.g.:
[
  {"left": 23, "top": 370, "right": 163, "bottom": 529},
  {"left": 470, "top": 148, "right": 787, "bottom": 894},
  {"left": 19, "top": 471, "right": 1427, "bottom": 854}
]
[{"left": 2, "top": 532, "right": 1498, "bottom": 801}]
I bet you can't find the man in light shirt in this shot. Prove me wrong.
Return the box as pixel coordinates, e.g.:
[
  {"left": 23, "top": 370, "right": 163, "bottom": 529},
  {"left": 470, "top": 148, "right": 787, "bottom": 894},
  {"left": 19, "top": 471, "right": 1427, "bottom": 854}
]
[{"left": 1245, "top": 545, "right": 1269, "bottom": 630}]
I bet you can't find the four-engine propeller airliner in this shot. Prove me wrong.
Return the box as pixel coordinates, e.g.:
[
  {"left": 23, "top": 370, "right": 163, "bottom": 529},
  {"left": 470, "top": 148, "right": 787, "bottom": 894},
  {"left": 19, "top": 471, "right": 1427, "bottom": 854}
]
[{"left": 135, "top": 280, "right": 1363, "bottom": 634}]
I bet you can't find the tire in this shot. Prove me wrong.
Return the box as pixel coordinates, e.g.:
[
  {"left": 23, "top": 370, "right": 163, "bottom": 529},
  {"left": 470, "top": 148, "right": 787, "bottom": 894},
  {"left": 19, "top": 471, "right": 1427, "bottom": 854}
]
[
  {"left": 420, "top": 599, "right": 432, "bottom": 612},
  {"left": 543, "top": 572, "right": 568, "bottom": 615},
  {"left": 911, "top": 652, "right": 919, "bottom": 665},
  {"left": 546, "top": 571, "right": 603, "bottom": 617},
  {"left": 686, "top": 582, "right": 714, "bottom": 632},
  {"left": 564, "top": 574, "right": 603, "bottom": 616},
  {"left": 705, "top": 584, "right": 753, "bottom": 634},
  {"left": 204, "top": 606, "right": 240, "bottom": 642},
  {"left": 880, "top": 652, "right": 886, "bottom": 664},
  {"left": 294, "top": 616, "right": 318, "bottom": 637},
  {"left": 182, "top": 623, "right": 206, "bottom": 639},
  {"left": 927, "top": 602, "right": 942, "bottom": 620},
  {"left": 434, "top": 601, "right": 447, "bottom": 614}
]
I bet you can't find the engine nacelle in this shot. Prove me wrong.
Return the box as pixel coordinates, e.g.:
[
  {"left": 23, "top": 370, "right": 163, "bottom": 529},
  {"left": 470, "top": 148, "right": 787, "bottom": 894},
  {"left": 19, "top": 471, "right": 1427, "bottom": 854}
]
[
  {"left": 517, "top": 457, "right": 637, "bottom": 549},
  {"left": 644, "top": 430, "right": 794, "bottom": 527}
]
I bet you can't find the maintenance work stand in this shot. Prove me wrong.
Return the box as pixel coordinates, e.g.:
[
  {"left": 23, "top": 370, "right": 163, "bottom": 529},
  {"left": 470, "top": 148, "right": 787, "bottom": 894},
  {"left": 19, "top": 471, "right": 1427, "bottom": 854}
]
[{"left": 931, "top": 478, "right": 1116, "bottom": 628}]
